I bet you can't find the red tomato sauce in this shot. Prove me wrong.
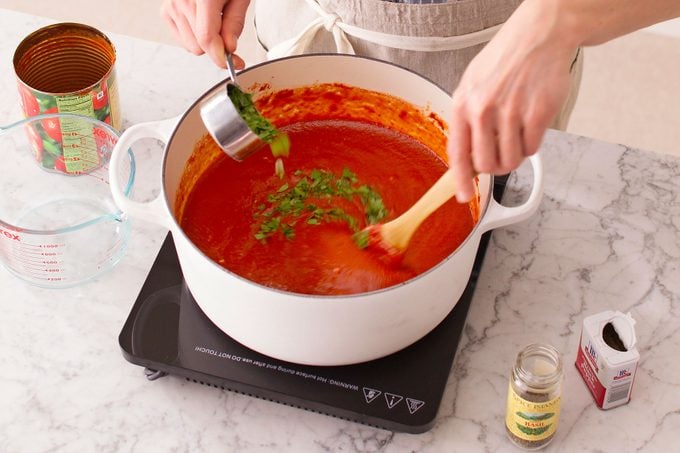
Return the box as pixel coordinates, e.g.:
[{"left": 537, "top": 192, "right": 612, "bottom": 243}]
[{"left": 178, "top": 118, "right": 477, "bottom": 296}]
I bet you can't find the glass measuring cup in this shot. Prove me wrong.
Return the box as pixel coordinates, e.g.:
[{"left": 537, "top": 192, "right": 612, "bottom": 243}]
[{"left": 0, "top": 113, "right": 135, "bottom": 288}]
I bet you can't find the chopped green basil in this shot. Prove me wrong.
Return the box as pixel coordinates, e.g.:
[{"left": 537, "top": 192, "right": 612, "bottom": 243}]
[
  {"left": 227, "top": 83, "right": 290, "bottom": 176},
  {"left": 352, "top": 229, "right": 371, "bottom": 249},
  {"left": 252, "top": 168, "right": 387, "bottom": 246},
  {"left": 270, "top": 134, "right": 290, "bottom": 158},
  {"left": 274, "top": 158, "right": 285, "bottom": 179}
]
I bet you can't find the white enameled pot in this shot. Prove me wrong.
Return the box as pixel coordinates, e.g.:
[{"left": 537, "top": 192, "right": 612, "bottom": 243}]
[{"left": 110, "top": 54, "right": 543, "bottom": 366}]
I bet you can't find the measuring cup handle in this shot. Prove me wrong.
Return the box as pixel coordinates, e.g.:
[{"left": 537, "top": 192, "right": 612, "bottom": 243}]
[
  {"left": 477, "top": 153, "right": 544, "bottom": 233},
  {"left": 109, "top": 116, "right": 179, "bottom": 229}
]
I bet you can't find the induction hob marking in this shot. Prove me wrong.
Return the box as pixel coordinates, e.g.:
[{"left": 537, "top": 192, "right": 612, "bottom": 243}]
[
  {"left": 384, "top": 393, "right": 403, "bottom": 409},
  {"left": 193, "top": 344, "right": 359, "bottom": 390},
  {"left": 363, "top": 387, "right": 382, "bottom": 404},
  {"left": 406, "top": 398, "right": 425, "bottom": 414}
]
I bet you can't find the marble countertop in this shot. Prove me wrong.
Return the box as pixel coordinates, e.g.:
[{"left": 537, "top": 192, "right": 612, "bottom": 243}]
[{"left": 1, "top": 9, "right": 679, "bottom": 453}]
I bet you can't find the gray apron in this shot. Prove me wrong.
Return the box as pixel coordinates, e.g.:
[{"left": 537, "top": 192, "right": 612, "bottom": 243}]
[{"left": 253, "top": 0, "right": 582, "bottom": 130}]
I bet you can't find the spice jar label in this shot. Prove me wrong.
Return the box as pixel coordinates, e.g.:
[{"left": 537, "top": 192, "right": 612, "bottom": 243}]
[{"left": 505, "top": 382, "right": 561, "bottom": 442}]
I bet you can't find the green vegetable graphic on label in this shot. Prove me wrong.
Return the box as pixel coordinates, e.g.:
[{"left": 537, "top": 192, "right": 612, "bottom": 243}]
[
  {"left": 516, "top": 411, "right": 554, "bottom": 421},
  {"left": 516, "top": 423, "right": 552, "bottom": 436}
]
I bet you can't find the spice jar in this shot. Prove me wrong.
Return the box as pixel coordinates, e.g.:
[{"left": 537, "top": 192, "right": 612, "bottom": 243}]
[{"left": 505, "top": 343, "right": 563, "bottom": 450}]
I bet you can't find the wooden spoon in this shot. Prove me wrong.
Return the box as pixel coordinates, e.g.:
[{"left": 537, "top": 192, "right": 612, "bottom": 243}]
[{"left": 362, "top": 170, "right": 466, "bottom": 263}]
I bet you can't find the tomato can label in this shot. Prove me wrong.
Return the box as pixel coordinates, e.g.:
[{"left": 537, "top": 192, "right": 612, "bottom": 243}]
[
  {"left": 575, "top": 310, "right": 640, "bottom": 410},
  {"left": 13, "top": 22, "right": 121, "bottom": 174}
]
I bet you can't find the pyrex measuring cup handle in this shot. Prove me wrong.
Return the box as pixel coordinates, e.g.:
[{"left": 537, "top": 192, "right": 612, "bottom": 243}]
[
  {"left": 477, "top": 153, "right": 544, "bottom": 233},
  {"left": 109, "top": 116, "right": 179, "bottom": 229}
]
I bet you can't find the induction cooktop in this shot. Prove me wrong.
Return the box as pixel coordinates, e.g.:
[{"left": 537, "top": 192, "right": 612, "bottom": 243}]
[{"left": 119, "top": 175, "right": 508, "bottom": 433}]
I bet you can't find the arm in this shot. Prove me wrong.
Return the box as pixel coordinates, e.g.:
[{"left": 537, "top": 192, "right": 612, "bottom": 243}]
[
  {"left": 160, "top": 0, "right": 251, "bottom": 68},
  {"left": 449, "top": 0, "right": 680, "bottom": 203}
]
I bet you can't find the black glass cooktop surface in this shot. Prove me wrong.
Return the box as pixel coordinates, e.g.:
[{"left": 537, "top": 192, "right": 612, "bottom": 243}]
[{"left": 119, "top": 176, "right": 508, "bottom": 433}]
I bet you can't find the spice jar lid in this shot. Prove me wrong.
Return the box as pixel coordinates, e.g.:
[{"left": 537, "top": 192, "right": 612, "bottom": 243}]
[
  {"left": 584, "top": 310, "right": 640, "bottom": 363},
  {"left": 608, "top": 311, "right": 637, "bottom": 350}
]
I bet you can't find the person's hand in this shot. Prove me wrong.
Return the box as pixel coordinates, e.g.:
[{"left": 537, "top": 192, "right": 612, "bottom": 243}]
[
  {"left": 161, "top": 0, "right": 251, "bottom": 69},
  {"left": 447, "top": 0, "right": 577, "bottom": 203}
]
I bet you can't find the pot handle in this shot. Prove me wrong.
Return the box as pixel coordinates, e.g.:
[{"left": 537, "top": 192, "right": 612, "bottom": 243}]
[
  {"left": 477, "top": 153, "right": 544, "bottom": 233},
  {"left": 109, "top": 116, "right": 179, "bottom": 229}
]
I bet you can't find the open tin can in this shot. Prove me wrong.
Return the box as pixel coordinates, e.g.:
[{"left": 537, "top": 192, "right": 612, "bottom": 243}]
[{"left": 13, "top": 22, "right": 121, "bottom": 175}]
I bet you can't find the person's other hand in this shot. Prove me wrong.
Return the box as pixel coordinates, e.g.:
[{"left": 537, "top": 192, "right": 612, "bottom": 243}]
[
  {"left": 161, "top": 0, "right": 251, "bottom": 69},
  {"left": 447, "top": 0, "right": 576, "bottom": 203}
]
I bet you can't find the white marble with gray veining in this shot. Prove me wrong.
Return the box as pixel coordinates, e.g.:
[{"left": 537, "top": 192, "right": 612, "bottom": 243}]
[{"left": 1, "top": 9, "right": 679, "bottom": 453}]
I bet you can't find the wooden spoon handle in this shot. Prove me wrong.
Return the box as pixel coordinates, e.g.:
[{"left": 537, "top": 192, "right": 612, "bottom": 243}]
[{"left": 381, "top": 170, "right": 460, "bottom": 250}]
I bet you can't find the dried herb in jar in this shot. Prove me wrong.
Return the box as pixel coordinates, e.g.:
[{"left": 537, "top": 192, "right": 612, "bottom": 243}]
[{"left": 505, "top": 343, "right": 563, "bottom": 450}]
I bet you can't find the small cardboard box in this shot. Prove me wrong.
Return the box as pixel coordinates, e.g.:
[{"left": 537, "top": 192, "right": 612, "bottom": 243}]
[{"left": 575, "top": 310, "right": 640, "bottom": 410}]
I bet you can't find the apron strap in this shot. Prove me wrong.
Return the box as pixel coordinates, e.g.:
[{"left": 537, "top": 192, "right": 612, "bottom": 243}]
[
  {"left": 267, "top": 0, "right": 502, "bottom": 59},
  {"left": 268, "top": 0, "right": 355, "bottom": 59}
]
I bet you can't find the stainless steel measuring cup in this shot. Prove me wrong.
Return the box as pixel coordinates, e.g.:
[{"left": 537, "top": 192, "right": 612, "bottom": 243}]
[
  {"left": 0, "top": 113, "right": 135, "bottom": 288},
  {"left": 199, "top": 54, "right": 262, "bottom": 161}
]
